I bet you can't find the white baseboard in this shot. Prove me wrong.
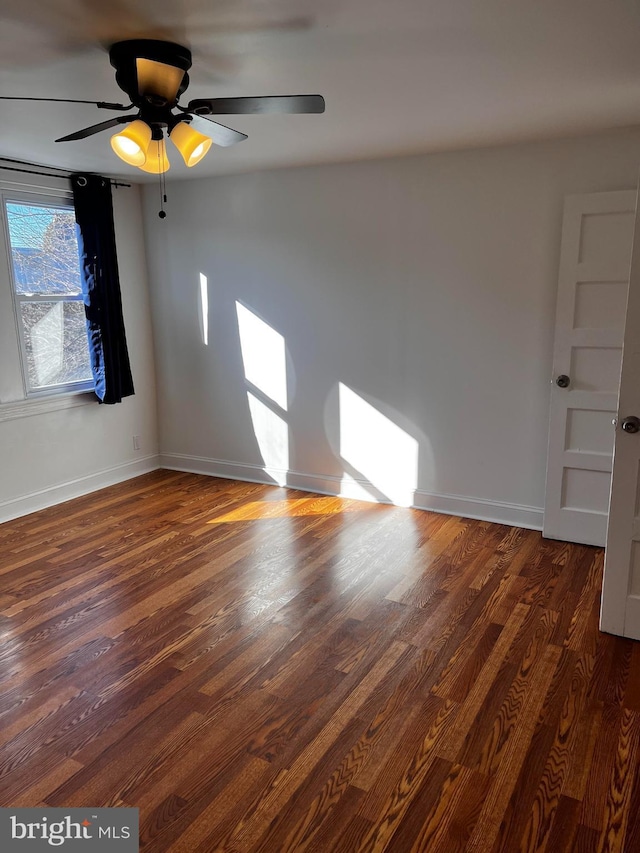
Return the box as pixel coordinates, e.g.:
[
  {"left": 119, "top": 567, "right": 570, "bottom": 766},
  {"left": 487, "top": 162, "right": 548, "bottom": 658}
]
[
  {"left": 0, "top": 455, "right": 160, "bottom": 524},
  {"left": 411, "top": 490, "right": 542, "bottom": 530},
  {"left": 160, "top": 453, "right": 543, "bottom": 531}
]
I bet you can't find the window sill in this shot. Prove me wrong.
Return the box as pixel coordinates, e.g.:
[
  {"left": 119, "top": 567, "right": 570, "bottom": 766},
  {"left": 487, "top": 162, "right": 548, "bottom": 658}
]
[{"left": 0, "top": 391, "right": 96, "bottom": 423}]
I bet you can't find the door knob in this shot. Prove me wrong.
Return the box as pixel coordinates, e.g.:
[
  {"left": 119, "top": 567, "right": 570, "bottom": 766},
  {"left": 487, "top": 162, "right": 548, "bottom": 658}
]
[
  {"left": 556, "top": 374, "right": 570, "bottom": 388},
  {"left": 621, "top": 416, "right": 640, "bottom": 434}
]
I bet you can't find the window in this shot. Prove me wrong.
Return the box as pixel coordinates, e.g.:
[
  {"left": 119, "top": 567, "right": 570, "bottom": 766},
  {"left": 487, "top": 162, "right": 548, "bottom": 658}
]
[{"left": 4, "top": 197, "right": 92, "bottom": 395}]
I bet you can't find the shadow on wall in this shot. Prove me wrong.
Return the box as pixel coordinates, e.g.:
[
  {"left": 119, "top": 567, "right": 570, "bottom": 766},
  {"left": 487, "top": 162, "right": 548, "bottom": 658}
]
[{"left": 231, "top": 293, "right": 435, "bottom": 507}]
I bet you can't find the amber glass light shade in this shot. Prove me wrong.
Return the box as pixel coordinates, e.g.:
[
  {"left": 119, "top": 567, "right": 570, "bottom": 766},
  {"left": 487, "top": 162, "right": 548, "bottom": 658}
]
[
  {"left": 138, "top": 138, "right": 170, "bottom": 174},
  {"left": 170, "top": 121, "right": 213, "bottom": 167},
  {"left": 110, "top": 120, "right": 152, "bottom": 167},
  {"left": 136, "top": 58, "right": 185, "bottom": 102}
]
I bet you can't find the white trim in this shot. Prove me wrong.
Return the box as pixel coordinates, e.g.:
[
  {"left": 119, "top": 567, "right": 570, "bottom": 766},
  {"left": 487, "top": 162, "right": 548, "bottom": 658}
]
[
  {"left": 0, "top": 176, "right": 71, "bottom": 197},
  {"left": 0, "top": 454, "right": 160, "bottom": 524},
  {"left": 2, "top": 192, "right": 92, "bottom": 397},
  {"left": 621, "top": 595, "right": 640, "bottom": 641},
  {"left": 411, "top": 490, "right": 542, "bottom": 530},
  {"left": 159, "top": 453, "right": 543, "bottom": 531},
  {"left": 0, "top": 391, "right": 95, "bottom": 423}
]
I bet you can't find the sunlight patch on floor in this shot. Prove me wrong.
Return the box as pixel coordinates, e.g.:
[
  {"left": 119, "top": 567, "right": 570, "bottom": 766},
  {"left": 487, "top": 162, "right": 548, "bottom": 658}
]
[{"left": 208, "top": 496, "right": 367, "bottom": 523}]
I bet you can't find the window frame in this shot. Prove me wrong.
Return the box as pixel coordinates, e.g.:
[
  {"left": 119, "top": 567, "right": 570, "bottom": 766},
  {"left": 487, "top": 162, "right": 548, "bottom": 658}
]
[{"left": 1, "top": 189, "right": 94, "bottom": 399}]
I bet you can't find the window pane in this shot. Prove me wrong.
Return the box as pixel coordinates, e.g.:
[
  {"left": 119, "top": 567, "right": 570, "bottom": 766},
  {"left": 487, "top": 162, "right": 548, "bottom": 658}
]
[
  {"left": 20, "top": 301, "right": 92, "bottom": 389},
  {"left": 6, "top": 202, "right": 82, "bottom": 295}
]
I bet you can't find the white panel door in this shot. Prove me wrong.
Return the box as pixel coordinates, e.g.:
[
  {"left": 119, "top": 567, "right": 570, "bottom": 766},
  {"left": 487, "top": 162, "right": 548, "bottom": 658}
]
[
  {"left": 543, "top": 191, "right": 635, "bottom": 546},
  {"left": 601, "top": 184, "right": 640, "bottom": 639}
]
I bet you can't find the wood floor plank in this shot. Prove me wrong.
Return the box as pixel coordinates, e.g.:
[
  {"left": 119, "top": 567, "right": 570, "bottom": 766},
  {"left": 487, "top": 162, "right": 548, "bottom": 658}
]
[
  {"left": 435, "top": 603, "right": 529, "bottom": 764},
  {"left": 394, "top": 762, "right": 485, "bottom": 853},
  {"left": 493, "top": 722, "right": 557, "bottom": 853},
  {"left": 579, "top": 703, "right": 625, "bottom": 831},
  {"left": 474, "top": 612, "right": 559, "bottom": 776},
  {"left": 355, "top": 698, "right": 459, "bottom": 851},
  {"left": 597, "top": 708, "right": 640, "bottom": 853},
  {"left": 213, "top": 640, "right": 411, "bottom": 852},
  {"left": 542, "top": 794, "right": 582, "bottom": 853},
  {"left": 514, "top": 652, "right": 594, "bottom": 851},
  {"left": 464, "top": 644, "right": 562, "bottom": 853},
  {"left": 0, "top": 471, "right": 638, "bottom": 851}
]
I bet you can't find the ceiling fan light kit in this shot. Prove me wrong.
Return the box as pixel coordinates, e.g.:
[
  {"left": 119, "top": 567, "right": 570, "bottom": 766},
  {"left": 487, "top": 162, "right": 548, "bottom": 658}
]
[
  {"left": 137, "top": 137, "right": 170, "bottom": 174},
  {"left": 109, "top": 39, "right": 192, "bottom": 106},
  {"left": 2, "top": 38, "right": 325, "bottom": 176},
  {"left": 110, "top": 119, "right": 152, "bottom": 166},
  {"left": 169, "top": 121, "right": 213, "bottom": 167},
  {"left": 135, "top": 57, "right": 186, "bottom": 103},
  {"left": 108, "top": 39, "right": 194, "bottom": 173},
  {"left": 1, "top": 38, "right": 325, "bottom": 213}
]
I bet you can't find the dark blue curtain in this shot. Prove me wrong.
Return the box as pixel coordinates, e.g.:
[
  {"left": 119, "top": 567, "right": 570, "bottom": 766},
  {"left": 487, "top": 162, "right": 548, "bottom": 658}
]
[{"left": 71, "top": 173, "right": 134, "bottom": 404}]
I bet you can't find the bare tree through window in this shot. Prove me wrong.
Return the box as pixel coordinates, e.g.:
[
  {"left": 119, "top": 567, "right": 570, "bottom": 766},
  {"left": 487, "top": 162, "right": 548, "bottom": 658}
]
[{"left": 5, "top": 201, "right": 92, "bottom": 392}]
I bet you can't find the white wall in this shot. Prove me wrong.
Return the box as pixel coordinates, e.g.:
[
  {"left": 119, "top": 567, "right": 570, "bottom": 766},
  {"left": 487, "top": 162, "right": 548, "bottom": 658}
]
[
  {"left": 144, "top": 128, "right": 640, "bottom": 528},
  {"left": 0, "top": 179, "right": 159, "bottom": 522}
]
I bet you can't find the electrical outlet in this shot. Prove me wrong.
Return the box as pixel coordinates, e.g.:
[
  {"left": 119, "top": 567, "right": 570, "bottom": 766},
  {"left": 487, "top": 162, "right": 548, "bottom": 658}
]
[{"left": 133, "top": 435, "right": 141, "bottom": 451}]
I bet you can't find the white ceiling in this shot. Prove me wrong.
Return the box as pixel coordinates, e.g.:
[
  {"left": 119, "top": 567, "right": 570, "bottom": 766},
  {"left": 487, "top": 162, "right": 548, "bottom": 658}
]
[{"left": 1, "top": 0, "right": 640, "bottom": 181}]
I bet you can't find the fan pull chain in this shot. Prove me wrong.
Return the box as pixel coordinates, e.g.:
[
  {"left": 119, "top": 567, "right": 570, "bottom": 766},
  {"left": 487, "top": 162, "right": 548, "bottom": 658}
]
[{"left": 158, "top": 163, "right": 167, "bottom": 219}]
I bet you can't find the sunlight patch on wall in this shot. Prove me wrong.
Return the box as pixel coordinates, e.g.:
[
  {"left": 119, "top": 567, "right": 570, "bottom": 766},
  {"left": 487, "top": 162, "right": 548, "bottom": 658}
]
[
  {"left": 236, "top": 301, "right": 290, "bottom": 485},
  {"left": 199, "top": 273, "right": 209, "bottom": 346},
  {"left": 247, "top": 391, "right": 289, "bottom": 485},
  {"left": 339, "top": 383, "right": 418, "bottom": 507},
  {"left": 236, "top": 301, "right": 287, "bottom": 410}
]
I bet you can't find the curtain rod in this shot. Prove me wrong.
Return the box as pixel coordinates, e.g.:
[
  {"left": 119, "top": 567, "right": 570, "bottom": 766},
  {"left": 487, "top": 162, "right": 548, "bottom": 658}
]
[{"left": 0, "top": 157, "right": 131, "bottom": 188}]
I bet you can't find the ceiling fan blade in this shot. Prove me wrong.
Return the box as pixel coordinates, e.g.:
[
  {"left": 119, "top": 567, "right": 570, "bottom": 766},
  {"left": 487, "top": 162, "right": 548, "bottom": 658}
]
[
  {"left": 185, "top": 95, "right": 325, "bottom": 116},
  {"left": 185, "top": 114, "right": 248, "bottom": 147},
  {"left": 0, "top": 96, "right": 131, "bottom": 110},
  {"left": 55, "top": 115, "right": 137, "bottom": 142}
]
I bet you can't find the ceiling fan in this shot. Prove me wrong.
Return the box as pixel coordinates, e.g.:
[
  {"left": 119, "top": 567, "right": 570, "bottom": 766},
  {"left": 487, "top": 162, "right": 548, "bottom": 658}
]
[{"left": 0, "top": 39, "right": 325, "bottom": 174}]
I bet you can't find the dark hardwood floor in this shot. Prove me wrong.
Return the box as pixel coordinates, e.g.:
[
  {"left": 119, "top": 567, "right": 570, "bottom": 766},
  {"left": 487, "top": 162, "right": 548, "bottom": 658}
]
[{"left": 1, "top": 470, "right": 639, "bottom": 852}]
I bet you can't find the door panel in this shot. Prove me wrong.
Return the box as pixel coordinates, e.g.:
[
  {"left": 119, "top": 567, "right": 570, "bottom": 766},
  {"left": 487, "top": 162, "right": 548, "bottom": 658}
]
[
  {"left": 566, "top": 408, "right": 613, "bottom": 454},
  {"left": 561, "top": 468, "right": 611, "bottom": 513},
  {"left": 579, "top": 210, "right": 634, "bottom": 264},
  {"left": 601, "top": 182, "right": 640, "bottom": 638},
  {"left": 543, "top": 191, "right": 635, "bottom": 546},
  {"left": 574, "top": 281, "right": 628, "bottom": 329},
  {"left": 571, "top": 346, "right": 622, "bottom": 391},
  {"left": 601, "top": 399, "right": 640, "bottom": 634}
]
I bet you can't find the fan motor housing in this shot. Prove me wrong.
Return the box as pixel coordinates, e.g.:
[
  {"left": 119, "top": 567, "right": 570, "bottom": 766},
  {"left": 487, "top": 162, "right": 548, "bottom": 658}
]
[{"left": 109, "top": 39, "right": 192, "bottom": 108}]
